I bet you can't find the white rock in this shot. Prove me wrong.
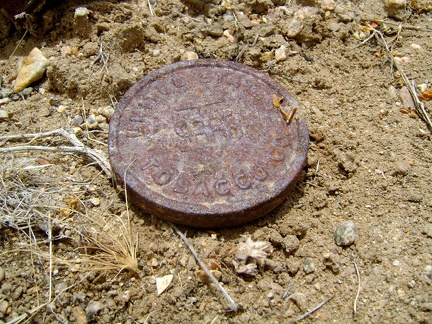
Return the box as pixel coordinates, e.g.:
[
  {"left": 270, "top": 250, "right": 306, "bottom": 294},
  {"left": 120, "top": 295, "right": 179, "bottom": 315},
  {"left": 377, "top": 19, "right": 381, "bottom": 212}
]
[
  {"left": 0, "top": 110, "right": 9, "bottom": 120},
  {"left": 0, "top": 266, "right": 5, "bottom": 282},
  {"left": 275, "top": 45, "right": 287, "bottom": 62},
  {"left": 74, "top": 7, "right": 90, "bottom": 18},
  {"left": 182, "top": 51, "right": 199, "bottom": 61},
  {"left": 14, "top": 48, "right": 49, "bottom": 93},
  {"left": 156, "top": 274, "right": 173, "bottom": 296},
  {"left": 410, "top": 43, "right": 422, "bottom": 51},
  {"left": 97, "top": 106, "right": 115, "bottom": 120},
  {"left": 89, "top": 197, "right": 100, "bottom": 207}
]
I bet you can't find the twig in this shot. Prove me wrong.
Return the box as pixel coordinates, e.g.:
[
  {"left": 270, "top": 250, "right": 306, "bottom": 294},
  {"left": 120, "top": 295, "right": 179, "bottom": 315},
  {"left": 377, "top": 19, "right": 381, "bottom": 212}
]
[
  {"left": 369, "top": 25, "right": 432, "bottom": 132},
  {"left": 282, "top": 282, "right": 295, "bottom": 299},
  {"left": 293, "top": 297, "right": 332, "bottom": 323},
  {"left": 235, "top": 34, "right": 259, "bottom": 62},
  {"left": 1, "top": 30, "right": 28, "bottom": 80},
  {"left": 353, "top": 252, "right": 361, "bottom": 314},
  {"left": 47, "top": 215, "right": 53, "bottom": 302},
  {"left": 147, "top": 0, "right": 154, "bottom": 16},
  {"left": 0, "top": 128, "right": 112, "bottom": 177},
  {"left": 169, "top": 222, "right": 238, "bottom": 312}
]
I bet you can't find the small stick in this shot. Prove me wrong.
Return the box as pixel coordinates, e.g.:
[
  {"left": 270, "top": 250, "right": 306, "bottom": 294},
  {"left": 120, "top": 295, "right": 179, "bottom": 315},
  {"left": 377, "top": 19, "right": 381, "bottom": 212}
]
[
  {"left": 293, "top": 297, "right": 332, "bottom": 323},
  {"left": 169, "top": 222, "right": 238, "bottom": 312},
  {"left": 282, "top": 282, "right": 295, "bottom": 299},
  {"left": 353, "top": 252, "right": 361, "bottom": 314},
  {"left": 1, "top": 30, "right": 28, "bottom": 80},
  {"left": 369, "top": 25, "right": 432, "bottom": 132},
  {"left": 0, "top": 128, "right": 112, "bottom": 177},
  {"left": 147, "top": 0, "right": 154, "bottom": 16}
]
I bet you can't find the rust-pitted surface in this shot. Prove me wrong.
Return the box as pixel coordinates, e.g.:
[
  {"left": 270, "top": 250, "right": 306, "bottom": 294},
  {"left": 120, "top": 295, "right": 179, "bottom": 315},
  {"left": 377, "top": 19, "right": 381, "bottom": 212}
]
[{"left": 108, "top": 59, "right": 309, "bottom": 227}]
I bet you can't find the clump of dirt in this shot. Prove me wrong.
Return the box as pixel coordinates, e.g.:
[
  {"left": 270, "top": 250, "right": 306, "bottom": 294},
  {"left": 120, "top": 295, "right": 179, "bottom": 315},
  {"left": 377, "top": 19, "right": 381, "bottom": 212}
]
[{"left": 0, "top": 0, "right": 431, "bottom": 323}]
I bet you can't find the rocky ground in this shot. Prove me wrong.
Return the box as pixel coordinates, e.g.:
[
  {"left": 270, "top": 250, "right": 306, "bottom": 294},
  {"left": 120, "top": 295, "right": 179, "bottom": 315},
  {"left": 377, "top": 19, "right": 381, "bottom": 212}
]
[{"left": 0, "top": 0, "right": 431, "bottom": 323}]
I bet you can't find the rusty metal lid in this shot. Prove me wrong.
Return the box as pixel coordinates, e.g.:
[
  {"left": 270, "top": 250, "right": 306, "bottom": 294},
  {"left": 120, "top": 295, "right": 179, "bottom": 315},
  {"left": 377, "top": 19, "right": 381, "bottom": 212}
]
[{"left": 108, "top": 59, "right": 309, "bottom": 228}]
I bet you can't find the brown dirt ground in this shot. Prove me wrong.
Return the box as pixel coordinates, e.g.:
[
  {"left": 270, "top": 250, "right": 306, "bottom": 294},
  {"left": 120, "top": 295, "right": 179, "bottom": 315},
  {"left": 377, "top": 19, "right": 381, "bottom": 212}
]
[{"left": 1, "top": 0, "right": 432, "bottom": 323}]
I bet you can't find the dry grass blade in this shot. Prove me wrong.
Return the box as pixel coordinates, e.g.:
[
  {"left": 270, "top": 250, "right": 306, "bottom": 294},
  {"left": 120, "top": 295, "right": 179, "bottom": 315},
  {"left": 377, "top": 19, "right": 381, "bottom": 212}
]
[
  {"left": 77, "top": 159, "right": 138, "bottom": 274},
  {"left": 78, "top": 211, "right": 138, "bottom": 273},
  {"left": 0, "top": 128, "right": 112, "bottom": 177}
]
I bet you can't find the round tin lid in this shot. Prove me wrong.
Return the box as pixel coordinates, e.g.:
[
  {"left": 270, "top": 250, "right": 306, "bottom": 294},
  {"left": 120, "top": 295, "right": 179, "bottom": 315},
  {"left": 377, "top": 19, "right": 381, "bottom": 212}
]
[{"left": 108, "top": 59, "right": 309, "bottom": 227}]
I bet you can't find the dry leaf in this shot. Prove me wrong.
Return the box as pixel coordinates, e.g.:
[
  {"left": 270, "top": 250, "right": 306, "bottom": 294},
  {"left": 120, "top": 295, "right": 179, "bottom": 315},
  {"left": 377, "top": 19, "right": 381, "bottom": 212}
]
[
  {"left": 236, "top": 236, "right": 273, "bottom": 265},
  {"left": 272, "top": 94, "right": 283, "bottom": 108},
  {"left": 369, "top": 21, "right": 378, "bottom": 28},
  {"left": 36, "top": 157, "right": 51, "bottom": 165},
  {"left": 156, "top": 274, "right": 173, "bottom": 296},
  {"left": 418, "top": 90, "right": 432, "bottom": 101}
]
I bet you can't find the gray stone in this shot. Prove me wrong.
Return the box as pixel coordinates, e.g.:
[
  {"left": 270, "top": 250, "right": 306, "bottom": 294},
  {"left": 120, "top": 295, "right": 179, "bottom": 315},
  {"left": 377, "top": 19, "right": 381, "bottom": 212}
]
[
  {"left": 0, "top": 88, "right": 13, "bottom": 98},
  {"left": 384, "top": 0, "right": 408, "bottom": 20},
  {"left": 0, "top": 98, "right": 11, "bottom": 105},
  {"left": 303, "top": 258, "right": 316, "bottom": 274},
  {"left": 20, "top": 87, "right": 33, "bottom": 97},
  {"left": 282, "top": 235, "right": 300, "bottom": 254},
  {"left": 334, "top": 220, "right": 357, "bottom": 246},
  {"left": 71, "top": 115, "right": 84, "bottom": 127},
  {"left": 86, "top": 301, "right": 104, "bottom": 320}
]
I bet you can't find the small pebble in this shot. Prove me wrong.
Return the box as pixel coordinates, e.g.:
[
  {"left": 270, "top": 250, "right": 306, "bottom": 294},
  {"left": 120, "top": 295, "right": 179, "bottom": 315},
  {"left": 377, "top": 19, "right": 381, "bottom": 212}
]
[
  {"left": 86, "top": 114, "right": 98, "bottom": 129},
  {"left": 0, "top": 266, "right": 5, "bottom": 282},
  {"left": 49, "top": 96, "right": 61, "bottom": 106},
  {"left": 73, "top": 126, "right": 83, "bottom": 134},
  {"left": 20, "top": 87, "right": 33, "bottom": 97},
  {"left": 95, "top": 114, "right": 106, "bottom": 124},
  {"left": 335, "top": 5, "right": 355, "bottom": 22},
  {"left": 57, "top": 105, "right": 67, "bottom": 113},
  {"left": 0, "top": 299, "right": 9, "bottom": 314},
  {"left": 89, "top": 197, "right": 100, "bottom": 207},
  {"left": 181, "top": 51, "right": 199, "bottom": 61},
  {"left": 422, "top": 224, "right": 432, "bottom": 238},
  {"left": 334, "top": 220, "right": 357, "bottom": 246},
  {"left": 75, "top": 7, "right": 91, "bottom": 18},
  {"left": 0, "top": 88, "right": 13, "bottom": 98},
  {"left": 14, "top": 47, "right": 49, "bottom": 93},
  {"left": 275, "top": 45, "right": 287, "bottom": 62},
  {"left": 303, "top": 258, "right": 316, "bottom": 274},
  {"left": 86, "top": 301, "right": 104, "bottom": 320},
  {"left": 97, "top": 106, "right": 115, "bottom": 121},
  {"left": 71, "top": 115, "right": 84, "bottom": 127},
  {"left": 0, "top": 110, "right": 9, "bottom": 120},
  {"left": 0, "top": 98, "right": 11, "bottom": 105},
  {"left": 392, "top": 260, "right": 400, "bottom": 266},
  {"left": 321, "top": 0, "right": 336, "bottom": 11},
  {"left": 384, "top": 0, "right": 408, "bottom": 20},
  {"left": 72, "top": 306, "right": 88, "bottom": 324}
]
